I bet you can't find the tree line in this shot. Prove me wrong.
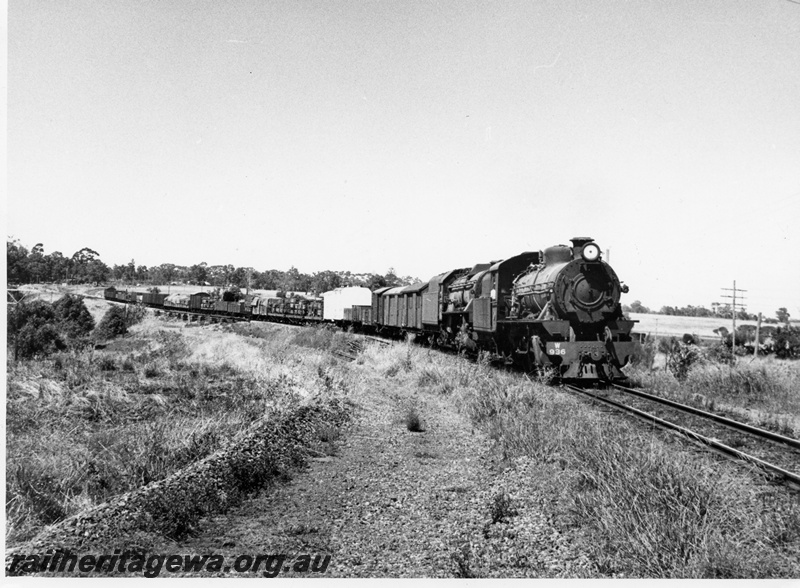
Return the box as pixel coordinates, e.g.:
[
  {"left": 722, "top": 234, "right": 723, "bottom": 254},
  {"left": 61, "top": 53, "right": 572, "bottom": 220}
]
[
  {"left": 623, "top": 299, "right": 792, "bottom": 325},
  {"left": 7, "top": 239, "right": 419, "bottom": 293},
  {"left": 7, "top": 241, "right": 109, "bottom": 285}
]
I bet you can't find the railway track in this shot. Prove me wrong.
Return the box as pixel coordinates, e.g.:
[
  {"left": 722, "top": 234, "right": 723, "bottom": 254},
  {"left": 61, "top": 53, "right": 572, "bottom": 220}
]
[
  {"left": 98, "top": 296, "right": 252, "bottom": 323},
  {"left": 564, "top": 383, "right": 800, "bottom": 491},
  {"left": 90, "top": 291, "right": 800, "bottom": 490}
]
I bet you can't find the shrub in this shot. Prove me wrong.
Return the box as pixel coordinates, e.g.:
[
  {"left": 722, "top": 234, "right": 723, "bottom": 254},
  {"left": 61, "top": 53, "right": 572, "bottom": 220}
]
[
  {"left": 143, "top": 363, "right": 161, "bottom": 378},
  {"left": 706, "top": 343, "right": 735, "bottom": 366},
  {"left": 630, "top": 336, "right": 656, "bottom": 369},
  {"left": 773, "top": 327, "right": 800, "bottom": 359},
  {"left": 658, "top": 336, "right": 679, "bottom": 355},
  {"left": 489, "top": 491, "right": 517, "bottom": 524},
  {"left": 94, "top": 306, "right": 129, "bottom": 340},
  {"left": 7, "top": 301, "right": 66, "bottom": 359},
  {"left": 405, "top": 407, "right": 424, "bottom": 432},
  {"left": 53, "top": 294, "right": 95, "bottom": 348},
  {"left": 666, "top": 341, "right": 703, "bottom": 381},
  {"left": 451, "top": 542, "right": 480, "bottom": 578},
  {"left": 96, "top": 356, "right": 117, "bottom": 371},
  {"left": 316, "top": 423, "right": 341, "bottom": 456}
]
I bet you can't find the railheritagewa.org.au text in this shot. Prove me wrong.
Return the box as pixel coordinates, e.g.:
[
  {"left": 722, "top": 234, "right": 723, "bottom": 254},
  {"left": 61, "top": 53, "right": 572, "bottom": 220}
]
[{"left": 7, "top": 550, "right": 331, "bottom": 577}]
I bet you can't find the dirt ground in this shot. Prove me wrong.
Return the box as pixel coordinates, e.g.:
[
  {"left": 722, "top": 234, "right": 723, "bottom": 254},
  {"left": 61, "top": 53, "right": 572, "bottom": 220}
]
[{"left": 146, "top": 350, "right": 595, "bottom": 578}]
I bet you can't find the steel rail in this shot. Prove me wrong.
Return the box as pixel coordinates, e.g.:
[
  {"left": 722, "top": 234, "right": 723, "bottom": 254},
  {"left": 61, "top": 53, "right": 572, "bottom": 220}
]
[
  {"left": 612, "top": 383, "right": 800, "bottom": 450},
  {"left": 564, "top": 384, "right": 800, "bottom": 490},
  {"left": 363, "top": 335, "right": 392, "bottom": 345}
]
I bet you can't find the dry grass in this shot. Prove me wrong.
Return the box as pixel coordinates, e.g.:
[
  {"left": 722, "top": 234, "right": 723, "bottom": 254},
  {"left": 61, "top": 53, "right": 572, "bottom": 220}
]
[
  {"left": 373, "top": 342, "right": 800, "bottom": 578},
  {"left": 628, "top": 353, "right": 800, "bottom": 436},
  {"left": 9, "top": 303, "right": 800, "bottom": 576},
  {"left": 5, "top": 319, "right": 356, "bottom": 545}
]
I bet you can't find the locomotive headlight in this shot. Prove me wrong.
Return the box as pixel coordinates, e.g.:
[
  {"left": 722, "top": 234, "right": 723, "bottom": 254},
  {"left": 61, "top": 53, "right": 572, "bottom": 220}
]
[{"left": 582, "top": 242, "right": 601, "bottom": 261}]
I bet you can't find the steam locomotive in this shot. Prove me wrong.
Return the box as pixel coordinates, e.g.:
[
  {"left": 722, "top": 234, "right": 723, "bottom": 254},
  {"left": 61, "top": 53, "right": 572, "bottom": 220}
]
[
  {"left": 371, "top": 237, "right": 636, "bottom": 381},
  {"left": 105, "top": 237, "right": 637, "bottom": 382}
]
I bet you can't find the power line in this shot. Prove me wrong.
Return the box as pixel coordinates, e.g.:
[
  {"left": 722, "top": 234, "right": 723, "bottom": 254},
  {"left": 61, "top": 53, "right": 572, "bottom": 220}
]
[{"left": 720, "top": 281, "right": 747, "bottom": 350}]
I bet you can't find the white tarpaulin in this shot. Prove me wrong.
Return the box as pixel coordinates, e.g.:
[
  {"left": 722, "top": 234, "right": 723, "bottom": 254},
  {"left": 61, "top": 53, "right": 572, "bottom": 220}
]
[{"left": 321, "top": 286, "right": 372, "bottom": 321}]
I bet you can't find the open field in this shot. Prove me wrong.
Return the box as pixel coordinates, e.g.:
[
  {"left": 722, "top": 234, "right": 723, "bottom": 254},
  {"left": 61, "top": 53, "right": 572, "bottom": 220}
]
[
  {"left": 629, "top": 312, "right": 799, "bottom": 341},
  {"left": 6, "top": 286, "right": 800, "bottom": 577}
]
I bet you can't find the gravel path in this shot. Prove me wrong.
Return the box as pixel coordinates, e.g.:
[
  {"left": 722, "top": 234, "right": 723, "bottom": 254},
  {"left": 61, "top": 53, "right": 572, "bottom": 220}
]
[{"left": 153, "top": 360, "right": 596, "bottom": 578}]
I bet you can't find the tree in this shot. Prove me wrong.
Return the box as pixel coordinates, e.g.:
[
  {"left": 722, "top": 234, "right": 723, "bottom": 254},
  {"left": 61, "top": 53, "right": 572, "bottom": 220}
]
[
  {"left": 45, "top": 251, "right": 69, "bottom": 283},
  {"left": 94, "top": 306, "right": 129, "bottom": 340},
  {"left": 136, "top": 265, "right": 149, "bottom": 282},
  {"left": 231, "top": 267, "right": 248, "bottom": 288},
  {"left": 70, "top": 247, "right": 108, "bottom": 284},
  {"left": 310, "top": 270, "right": 342, "bottom": 294},
  {"left": 777, "top": 308, "right": 791, "bottom": 324},
  {"left": 366, "top": 273, "right": 387, "bottom": 290},
  {"left": 207, "top": 265, "right": 226, "bottom": 288},
  {"left": 384, "top": 267, "right": 401, "bottom": 288},
  {"left": 71, "top": 247, "right": 99, "bottom": 266},
  {"left": 7, "top": 300, "right": 65, "bottom": 360},
  {"left": 629, "top": 300, "right": 651, "bottom": 314},
  {"left": 222, "top": 264, "right": 236, "bottom": 287},
  {"left": 28, "top": 243, "right": 45, "bottom": 283},
  {"left": 281, "top": 266, "right": 301, "bottom": 292},
  {"left": 155, "top": 263, "right": 177, "bottom": 285},
  {"left": 253, "top": 269, "right": 282, "bottom": 289},
  {"left": 87, "top": 259, "right": 110, "bottom": 284},
  {"left": 7, "top": 239, "right": 30, "bottom": 283},
  {"left": 52, "top": 294, "right": 95, "bottom": 348},
  {"left": 189, "top": 262, "right": 208, "bottom": 285},
  {"left": 112, "top": 264, "right": 127, "bottom": 281},
  {"left": 125, "top": 259, "right": 137, "bottom": 283}
]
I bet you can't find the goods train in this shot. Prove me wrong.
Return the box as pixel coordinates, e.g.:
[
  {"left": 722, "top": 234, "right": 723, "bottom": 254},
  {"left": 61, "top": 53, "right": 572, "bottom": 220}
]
[{"left": 104, "top": 237, "right": 638, "bottom": 382}]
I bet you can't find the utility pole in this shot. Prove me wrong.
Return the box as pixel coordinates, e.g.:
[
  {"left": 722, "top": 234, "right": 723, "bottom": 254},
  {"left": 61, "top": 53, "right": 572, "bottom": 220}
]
[
  {"left": 720, "top": 281, "right": 747, "bottom": 354},
  {"left": 754, "top": 312, "right": 762, "bottom": 358}
]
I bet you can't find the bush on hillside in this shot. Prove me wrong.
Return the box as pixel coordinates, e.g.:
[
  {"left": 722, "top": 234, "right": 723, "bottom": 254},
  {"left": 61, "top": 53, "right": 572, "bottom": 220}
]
[
  {"left": 7, "top": 301, "right": 66, "bottom": 360},
  {"left": 94, "top": 306, "right": 130, "bottom": 340},
  {"left": 53, "top": 294, "right": 95, "bottom": 349},
  {"left": 94, "top": 304, "right": 147, "bottom": 342}
]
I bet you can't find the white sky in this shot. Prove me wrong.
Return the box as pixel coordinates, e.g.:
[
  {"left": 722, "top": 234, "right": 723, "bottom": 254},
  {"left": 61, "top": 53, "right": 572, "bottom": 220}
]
[{"left": 6, "top": 0, "right": 800, "bottom": 317}]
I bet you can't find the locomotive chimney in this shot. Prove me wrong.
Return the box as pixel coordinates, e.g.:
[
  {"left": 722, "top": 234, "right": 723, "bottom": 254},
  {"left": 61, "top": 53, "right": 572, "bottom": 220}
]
[{"left": 570, "top": 237, "right": 594, "bottom": 259}]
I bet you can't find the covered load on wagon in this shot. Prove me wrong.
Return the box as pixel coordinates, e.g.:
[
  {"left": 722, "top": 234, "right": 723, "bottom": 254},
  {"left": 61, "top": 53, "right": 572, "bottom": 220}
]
[{"left": 321, "top": 286, "right": 372, "bottom": 321}]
